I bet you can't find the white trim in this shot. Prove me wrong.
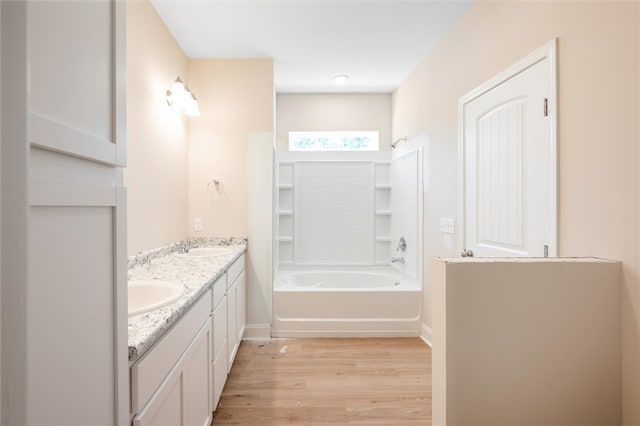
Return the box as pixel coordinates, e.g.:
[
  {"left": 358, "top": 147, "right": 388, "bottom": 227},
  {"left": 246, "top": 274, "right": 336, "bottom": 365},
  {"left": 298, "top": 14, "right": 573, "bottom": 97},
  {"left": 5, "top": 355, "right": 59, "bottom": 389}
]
[
  {"left": 30, "top": 176, "right": 117, "bottom": 207},
  {"left": 458, "top": 38, "right": 558, "bottom": 257},
  {"left": 113, "top": 0, "right": 126, "bottom": 167},
  {"left": 31, "top": 113, "right": 117, "bottom": 166},
  {"left": 113, "top": 187, "right": 128, "bottom": 426},
  {"left": 271, "top": 330, "right": 421, "bottom": 338},
  {"left": 421, "top": 323, "right": 432, "bottom": 348},
  {"left": 242, "top": 324, "right": 272, "bottom": 340},
  {"left": 1, "top": 2, "right": 29, "bottom": 422}
]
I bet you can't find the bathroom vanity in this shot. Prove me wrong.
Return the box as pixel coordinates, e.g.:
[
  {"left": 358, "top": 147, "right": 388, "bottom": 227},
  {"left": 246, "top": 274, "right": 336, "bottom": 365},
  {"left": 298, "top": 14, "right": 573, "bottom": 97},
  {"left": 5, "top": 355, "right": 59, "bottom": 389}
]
[{"left": 127, "top": 240, "right": 246, "bottom": 425}]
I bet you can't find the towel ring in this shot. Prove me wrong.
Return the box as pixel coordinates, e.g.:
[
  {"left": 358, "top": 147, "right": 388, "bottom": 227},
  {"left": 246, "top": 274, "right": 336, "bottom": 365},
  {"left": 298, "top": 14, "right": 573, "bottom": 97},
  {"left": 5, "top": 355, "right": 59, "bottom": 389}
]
[{"left": 207, "top": 179, "right": 224, "bottom": 196}]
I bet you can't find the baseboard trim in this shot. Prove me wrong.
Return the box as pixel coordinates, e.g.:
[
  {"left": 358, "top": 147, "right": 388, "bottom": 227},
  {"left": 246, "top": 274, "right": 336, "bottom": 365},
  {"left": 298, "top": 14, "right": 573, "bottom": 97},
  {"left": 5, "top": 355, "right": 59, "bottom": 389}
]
[
  {"left": 242, "top": 324, "right": 272, "bottom": 340},
  {"left": 421, "top": 323, "right": 432, "bottom": 347},
  {"left": 270, "top": 329, "right": 421, "bottom": 338}
]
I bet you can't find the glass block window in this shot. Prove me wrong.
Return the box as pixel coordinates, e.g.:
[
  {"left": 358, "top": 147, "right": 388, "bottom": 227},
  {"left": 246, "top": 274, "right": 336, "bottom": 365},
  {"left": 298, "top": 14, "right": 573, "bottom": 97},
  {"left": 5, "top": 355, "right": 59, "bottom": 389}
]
[{"left": 289, "top": 131, "right": 379, "bottom": 151}]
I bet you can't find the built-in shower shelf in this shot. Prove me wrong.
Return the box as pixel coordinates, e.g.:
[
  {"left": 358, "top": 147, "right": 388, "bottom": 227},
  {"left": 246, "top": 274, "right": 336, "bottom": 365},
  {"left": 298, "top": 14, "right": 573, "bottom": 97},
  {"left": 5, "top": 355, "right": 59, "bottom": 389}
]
[
  {"left": 375, "top": 184, "right": 391, "bottom": 189},
  {"left": 375, "top": 237, "right": 392, "bottom": 242},
  {"left": 278, "top": 210, "right": 293, "bottom": 216},
  {"left": 278, "top": 184, "right": 294, "bottom": 189},
  {"left": 375, "top": 210, "right": 392, "bottom": 216},
  {"left": 277, "top": 236, "right": 293, "bottom": 242}
]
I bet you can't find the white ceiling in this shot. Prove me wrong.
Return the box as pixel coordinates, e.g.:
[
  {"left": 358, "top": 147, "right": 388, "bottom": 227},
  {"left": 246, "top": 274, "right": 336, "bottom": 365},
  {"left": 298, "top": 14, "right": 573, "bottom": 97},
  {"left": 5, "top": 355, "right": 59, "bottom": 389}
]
[{"left": 150, "top": 0, "right": 472, "bottom": 93}]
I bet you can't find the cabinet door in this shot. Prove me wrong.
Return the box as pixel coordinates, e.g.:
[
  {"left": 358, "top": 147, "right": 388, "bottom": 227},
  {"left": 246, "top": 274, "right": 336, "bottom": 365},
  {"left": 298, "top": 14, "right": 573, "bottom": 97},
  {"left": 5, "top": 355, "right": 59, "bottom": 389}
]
[
  {"left": 133, "top": 368, "right": 186, "bottom": 426},
  {"left": 2, "top": 1, "right": 128, "bottom": 424},
  {"left": 213, "top": 340, "right": 228, "bottom": 411},
  {"left": 211, "top": 292, "right": 228, "bottom": 411},
  {"left": 184, "top": 322, "right": 212, "bottom": 426},
  {"left": 227, "top": 283, "right": 238, "bottom": 371},
  {"left": 134, "top": 321, "right": 211, "bottom": 426},
  {"left": 236, "top": 270, "right": 246, "bottom": 344}
]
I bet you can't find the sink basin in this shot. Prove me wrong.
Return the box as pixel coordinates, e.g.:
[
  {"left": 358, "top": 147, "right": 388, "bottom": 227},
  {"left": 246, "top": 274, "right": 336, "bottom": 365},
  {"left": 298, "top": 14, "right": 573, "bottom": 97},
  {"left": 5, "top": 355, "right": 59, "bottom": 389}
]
[
  {"left": 128, "top": 280, "right": 184, "bottom": 316},
  {"left": 174, "top": 247, "right": 233, "bottom": 258}
]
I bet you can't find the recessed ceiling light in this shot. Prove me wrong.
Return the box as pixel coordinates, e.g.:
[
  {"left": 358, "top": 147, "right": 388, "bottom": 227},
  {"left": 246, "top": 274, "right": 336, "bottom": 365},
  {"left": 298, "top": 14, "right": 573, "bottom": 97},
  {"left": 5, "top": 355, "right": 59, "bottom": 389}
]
[{"left": 333, "top": 74, "right": 349, "bottom": 84}]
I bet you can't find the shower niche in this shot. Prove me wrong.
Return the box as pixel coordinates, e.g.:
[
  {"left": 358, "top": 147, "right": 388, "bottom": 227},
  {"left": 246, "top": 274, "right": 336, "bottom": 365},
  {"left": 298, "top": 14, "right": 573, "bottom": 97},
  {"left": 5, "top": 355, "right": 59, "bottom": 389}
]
[{"left": 276, "top": 162, "right": 295, "bottom": 264}]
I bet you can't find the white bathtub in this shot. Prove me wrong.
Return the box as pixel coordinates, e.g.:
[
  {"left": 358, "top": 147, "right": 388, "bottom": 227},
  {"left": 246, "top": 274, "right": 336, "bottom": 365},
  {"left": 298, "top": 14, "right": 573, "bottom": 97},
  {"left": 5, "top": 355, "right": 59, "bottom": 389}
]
[{"left": 272, "top": 266, "right": 422, "bottom": 337}]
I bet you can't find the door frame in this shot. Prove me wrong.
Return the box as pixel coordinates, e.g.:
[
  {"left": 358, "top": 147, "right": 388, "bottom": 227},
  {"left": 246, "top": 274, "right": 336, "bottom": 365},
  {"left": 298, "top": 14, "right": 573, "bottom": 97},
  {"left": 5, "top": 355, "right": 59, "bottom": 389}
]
[{"left": 457, "top": 38, "right": 558, "bottom": 257}]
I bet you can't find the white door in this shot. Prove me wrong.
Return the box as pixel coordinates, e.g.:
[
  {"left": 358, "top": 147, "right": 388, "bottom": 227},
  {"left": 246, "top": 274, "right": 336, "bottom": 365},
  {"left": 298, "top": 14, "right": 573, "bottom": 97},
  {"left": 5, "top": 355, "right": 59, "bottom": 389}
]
[{"left": 461, "top": 41, "right": 556, "bottom": 257}]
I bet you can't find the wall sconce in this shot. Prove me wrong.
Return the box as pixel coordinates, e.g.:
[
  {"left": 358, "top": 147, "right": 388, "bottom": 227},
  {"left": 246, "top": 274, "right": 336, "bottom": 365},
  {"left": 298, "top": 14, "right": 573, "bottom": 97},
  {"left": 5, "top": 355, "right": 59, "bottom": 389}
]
[{"left": 166, "top": 77, "right": 200, "bottom": 117}]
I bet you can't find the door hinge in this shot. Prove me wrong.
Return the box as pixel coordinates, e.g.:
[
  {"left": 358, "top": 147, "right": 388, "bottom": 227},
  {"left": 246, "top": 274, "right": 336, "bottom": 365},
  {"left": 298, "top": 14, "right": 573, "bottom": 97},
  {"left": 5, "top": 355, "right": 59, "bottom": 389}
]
[{"left": 543, "top": 98, "right": 548, "bottom": 117}]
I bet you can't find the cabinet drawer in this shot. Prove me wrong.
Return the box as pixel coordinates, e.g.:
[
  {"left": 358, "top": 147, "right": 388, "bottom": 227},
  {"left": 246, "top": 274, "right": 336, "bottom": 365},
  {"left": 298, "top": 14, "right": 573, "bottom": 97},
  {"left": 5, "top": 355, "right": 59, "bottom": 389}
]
[
  {"left": 226, "top": 254, "right": 245, "bottom": 290},
  {"left": 131, "top": 289, "right": 212, "bottom": 413},
  {"left": 212, "top": 274, "right": 225, "bottom": 309},
  {"left": 212, "top": 295, "right": 227, "bottom": 358}
]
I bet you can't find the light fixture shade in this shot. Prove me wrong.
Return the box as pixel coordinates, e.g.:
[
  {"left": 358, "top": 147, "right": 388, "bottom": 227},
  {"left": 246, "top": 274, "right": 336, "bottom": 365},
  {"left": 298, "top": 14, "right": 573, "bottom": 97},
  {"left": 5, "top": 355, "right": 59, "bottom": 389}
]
[
  {"left": 166, "top": 76, "right": 200, "bottom": 117},
  {"left": 184, "top": 92, "right": 201, "bottom": 117}
]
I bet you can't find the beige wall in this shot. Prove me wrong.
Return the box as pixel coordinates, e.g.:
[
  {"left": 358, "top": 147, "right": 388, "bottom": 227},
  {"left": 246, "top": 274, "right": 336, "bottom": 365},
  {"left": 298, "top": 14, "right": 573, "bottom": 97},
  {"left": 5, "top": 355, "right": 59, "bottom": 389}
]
[
  {"left": 276, "top": 94, "right": 392, "bottom": 150},
  {"left": 125, "top": 0, "right": 188, "bottom": 255},
  {"left": 187, "top": 59, "right": 274, "bottom": 237},
  {"left": 392, "top": 1, "right": 639, "bottom": 422}
]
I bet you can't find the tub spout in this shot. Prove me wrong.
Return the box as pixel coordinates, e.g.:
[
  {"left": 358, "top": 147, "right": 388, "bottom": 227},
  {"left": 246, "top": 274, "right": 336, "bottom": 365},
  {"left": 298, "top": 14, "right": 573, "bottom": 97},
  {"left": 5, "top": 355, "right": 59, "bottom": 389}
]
[{"left": 391, "top": 257, "right": 405, "bottom": 264}]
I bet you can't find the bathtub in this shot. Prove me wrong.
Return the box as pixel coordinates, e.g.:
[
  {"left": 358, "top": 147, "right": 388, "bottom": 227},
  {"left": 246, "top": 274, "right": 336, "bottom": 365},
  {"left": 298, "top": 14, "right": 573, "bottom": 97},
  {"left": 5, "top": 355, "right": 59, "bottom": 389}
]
[{"left": 272, "top": 266, "right": 422, "bottom": 337}]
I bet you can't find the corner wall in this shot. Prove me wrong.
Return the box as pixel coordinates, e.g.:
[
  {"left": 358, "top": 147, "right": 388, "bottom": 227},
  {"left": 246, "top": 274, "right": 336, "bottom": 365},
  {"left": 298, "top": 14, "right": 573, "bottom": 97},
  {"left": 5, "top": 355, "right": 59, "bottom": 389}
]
[
  {"left": 392, "top": 1, "right": 639, "bottom": 422},
  {"left": 187, "top": 59, "right": 274, "bottom": 330},
  {"left": 187, "top": 59, "right": 274, "bottom": 237},
  {"left": 125, "top": 0, "right": 189, "bottom": 255}
]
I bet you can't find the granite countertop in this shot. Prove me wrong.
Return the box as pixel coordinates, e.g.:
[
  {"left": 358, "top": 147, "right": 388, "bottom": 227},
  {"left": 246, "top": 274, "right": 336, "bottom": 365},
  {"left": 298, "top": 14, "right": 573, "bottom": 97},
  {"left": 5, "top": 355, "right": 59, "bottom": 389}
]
[{"left": 128, "top": 238, "right": 247, "bottom": 363}]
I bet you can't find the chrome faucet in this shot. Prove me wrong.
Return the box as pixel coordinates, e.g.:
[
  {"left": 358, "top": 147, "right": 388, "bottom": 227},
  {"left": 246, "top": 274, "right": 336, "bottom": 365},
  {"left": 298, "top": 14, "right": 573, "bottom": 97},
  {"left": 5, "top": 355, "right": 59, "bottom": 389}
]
[
  {"left": 178, "top": 240, "right": 191, "bottom": 254},
  {"left": 396, "top": 237, "right": 407, "bottom": 252},
  {"left": 391, "top": 257, "right": 405, "bottom": 264}
]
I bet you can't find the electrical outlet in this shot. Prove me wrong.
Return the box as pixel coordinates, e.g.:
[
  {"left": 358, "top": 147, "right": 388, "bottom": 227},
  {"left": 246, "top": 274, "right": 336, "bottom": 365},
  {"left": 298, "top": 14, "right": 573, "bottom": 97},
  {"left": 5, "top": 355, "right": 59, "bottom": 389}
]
[
  {"left": 440, "top": 218, "right": 455, "bottom": 234},
  {"left": 194, "top": 217, "right": 203, "bottom": 232}
]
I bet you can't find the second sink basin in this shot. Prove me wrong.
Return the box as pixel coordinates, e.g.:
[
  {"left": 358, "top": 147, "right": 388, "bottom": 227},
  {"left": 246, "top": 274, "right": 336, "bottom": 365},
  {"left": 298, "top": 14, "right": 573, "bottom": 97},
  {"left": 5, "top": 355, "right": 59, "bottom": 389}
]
[
  {"left": 175, "top": 247, "right": 233, "bottom": 258},
  {"left": 128, "top": 280, "right": 184, "bottom": 316}
]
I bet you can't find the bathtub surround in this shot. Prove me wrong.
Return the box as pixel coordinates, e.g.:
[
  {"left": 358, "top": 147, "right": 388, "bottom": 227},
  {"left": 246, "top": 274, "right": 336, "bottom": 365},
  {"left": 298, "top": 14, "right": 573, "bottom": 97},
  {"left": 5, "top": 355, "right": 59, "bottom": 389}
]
[
  {"left": 390, "top": 148, "right": 423, "bottom": 280},
  {"left": 432, "top": 257, "right": 621, "bottom": 425},
  {"left": 276, "top": 151, "right": 391, "bottom": 265},
  {"left": 392, "top": 2, "right": 639, "bottom": 421},
  {"left": 273, "top": 150, "right": 423, "bottom": 336}
]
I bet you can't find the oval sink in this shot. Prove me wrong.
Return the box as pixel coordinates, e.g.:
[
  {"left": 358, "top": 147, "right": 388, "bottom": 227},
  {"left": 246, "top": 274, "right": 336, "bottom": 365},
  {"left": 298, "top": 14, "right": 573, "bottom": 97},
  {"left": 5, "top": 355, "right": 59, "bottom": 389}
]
[
  {"left": 128, "top": 280, "right": 184, "bottom": 316},
  {"left": 174, "top": 247, "right": 233, "bottom": 258}
]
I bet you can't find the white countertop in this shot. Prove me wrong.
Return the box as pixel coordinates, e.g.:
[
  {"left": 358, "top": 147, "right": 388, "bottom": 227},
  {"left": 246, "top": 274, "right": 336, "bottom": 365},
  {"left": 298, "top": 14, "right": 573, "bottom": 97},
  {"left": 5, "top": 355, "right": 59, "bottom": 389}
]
[{"left": 127, "top": 242, "right": 247, "bottom": 363}]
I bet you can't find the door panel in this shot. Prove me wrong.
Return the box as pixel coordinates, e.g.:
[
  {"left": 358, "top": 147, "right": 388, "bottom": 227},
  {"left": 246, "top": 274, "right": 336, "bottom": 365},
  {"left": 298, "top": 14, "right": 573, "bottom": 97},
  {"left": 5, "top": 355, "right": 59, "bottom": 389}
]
[{"left": 463, "top": 55, "right": 553, "bottom": 257}]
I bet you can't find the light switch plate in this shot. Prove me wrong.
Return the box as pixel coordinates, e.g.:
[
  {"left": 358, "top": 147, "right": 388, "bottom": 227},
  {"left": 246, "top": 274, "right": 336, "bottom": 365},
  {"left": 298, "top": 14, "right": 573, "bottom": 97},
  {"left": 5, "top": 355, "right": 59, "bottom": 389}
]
[
  {"left": 194, "top": 217, "right": 203, "bottom": 232},
  {"left": 440, "top": 218, "right": 455, "bottom": 234}
]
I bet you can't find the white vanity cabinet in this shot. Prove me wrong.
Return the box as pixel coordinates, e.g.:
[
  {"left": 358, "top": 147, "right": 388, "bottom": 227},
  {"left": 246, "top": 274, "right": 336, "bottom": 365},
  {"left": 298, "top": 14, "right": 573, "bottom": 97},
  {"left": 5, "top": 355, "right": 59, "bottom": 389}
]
[
  {"left": 211, "top": 274, "right": 228, "bottom": 410},
  {"left": 226, "top": 254, "right": 246, "bottom": 369},
  {"left": 131, "top": 289, "right": 212, "bottom": 426},
  {"left": 210, "top": 253, "right": 246, "bottom": 411}
]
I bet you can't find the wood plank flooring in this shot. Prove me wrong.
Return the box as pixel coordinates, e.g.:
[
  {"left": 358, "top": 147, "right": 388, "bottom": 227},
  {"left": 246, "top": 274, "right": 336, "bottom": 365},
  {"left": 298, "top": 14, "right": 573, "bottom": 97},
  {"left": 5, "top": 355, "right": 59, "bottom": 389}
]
[{"left": 212, "top": 338, "right": 431, "bottom": 425}]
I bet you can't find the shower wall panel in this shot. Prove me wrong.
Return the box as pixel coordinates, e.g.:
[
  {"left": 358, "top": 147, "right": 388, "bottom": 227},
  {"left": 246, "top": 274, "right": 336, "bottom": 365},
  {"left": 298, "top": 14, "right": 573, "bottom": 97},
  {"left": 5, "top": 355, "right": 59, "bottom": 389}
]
[{"left": 294, "top": 162, "right": 374, "bottom": 264}]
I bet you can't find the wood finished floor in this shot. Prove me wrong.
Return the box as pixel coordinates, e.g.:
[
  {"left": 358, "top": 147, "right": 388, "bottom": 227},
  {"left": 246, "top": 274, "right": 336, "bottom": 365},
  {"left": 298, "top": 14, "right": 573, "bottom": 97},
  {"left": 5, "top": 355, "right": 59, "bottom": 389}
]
[{"left": 212, "top": 338, "right": 431, "bottom": 426}]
